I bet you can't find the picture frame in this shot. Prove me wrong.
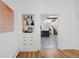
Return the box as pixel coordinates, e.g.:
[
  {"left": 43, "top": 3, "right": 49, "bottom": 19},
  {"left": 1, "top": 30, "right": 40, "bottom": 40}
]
[{"left": 22, "top": 14, "right": 35, "bottom": 33}]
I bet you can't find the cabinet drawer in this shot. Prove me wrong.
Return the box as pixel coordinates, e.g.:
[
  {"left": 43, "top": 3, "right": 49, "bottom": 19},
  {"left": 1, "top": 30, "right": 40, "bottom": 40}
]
[{"left": 22, "top": 42, "right": 27, "bottom": 46}]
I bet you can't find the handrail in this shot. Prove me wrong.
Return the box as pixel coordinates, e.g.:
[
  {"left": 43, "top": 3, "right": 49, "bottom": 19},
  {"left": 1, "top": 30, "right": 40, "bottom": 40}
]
[{"left": 51, "top": 25, "right": 58, "bottom": 35}]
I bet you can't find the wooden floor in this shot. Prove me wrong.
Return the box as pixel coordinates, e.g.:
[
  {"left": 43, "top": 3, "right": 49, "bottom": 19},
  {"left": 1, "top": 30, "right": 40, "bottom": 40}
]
[{"left": 16, "top": 49, "right": 79, "bottom": 58}]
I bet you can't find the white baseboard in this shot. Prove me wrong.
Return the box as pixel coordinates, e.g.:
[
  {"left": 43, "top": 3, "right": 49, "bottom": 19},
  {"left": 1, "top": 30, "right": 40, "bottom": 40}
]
[
  {"left": 59, "top": 48, "right": 79, "bottom": 50},
  {"left": 9, "top": 48, "right": 19, "bottom": 58}
]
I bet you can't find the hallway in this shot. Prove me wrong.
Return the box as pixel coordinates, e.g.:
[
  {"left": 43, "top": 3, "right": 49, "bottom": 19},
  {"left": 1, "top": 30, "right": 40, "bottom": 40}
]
[
  {"left": 41, "top": 35, "right": 58, "bottom": 49},
  {"left": 41, "top": 34, "right": 58, "bottom": 57}
]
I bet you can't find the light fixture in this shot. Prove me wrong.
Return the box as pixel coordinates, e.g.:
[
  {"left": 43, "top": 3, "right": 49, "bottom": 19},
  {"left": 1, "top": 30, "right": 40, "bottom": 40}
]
[{"left": 47, "top": 16, "right": 58, "bottom": 19}]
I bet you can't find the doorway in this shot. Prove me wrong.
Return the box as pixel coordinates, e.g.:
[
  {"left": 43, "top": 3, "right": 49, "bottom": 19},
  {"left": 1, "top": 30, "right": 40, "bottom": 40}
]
[{"left": 40, "top": 15, "right": 58, "bottom": 49}]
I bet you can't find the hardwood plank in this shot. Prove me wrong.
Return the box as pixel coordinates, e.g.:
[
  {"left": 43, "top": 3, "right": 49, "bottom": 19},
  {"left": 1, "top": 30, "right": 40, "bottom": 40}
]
[
  {"left": 62, "top": 50, "right": 79, "bottom": 58},
  {"left": 16, "top": 49, "right": 79, "bottom": 58}
]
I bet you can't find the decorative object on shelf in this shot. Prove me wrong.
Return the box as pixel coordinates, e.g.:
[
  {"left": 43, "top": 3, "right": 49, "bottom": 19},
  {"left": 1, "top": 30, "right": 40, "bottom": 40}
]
[{"left": 22, "top": 15, "right": 35, "bottom": 33}]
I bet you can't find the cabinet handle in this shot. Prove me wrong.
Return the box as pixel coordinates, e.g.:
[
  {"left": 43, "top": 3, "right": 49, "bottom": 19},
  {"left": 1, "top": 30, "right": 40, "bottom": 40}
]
[
  {"left": 30, "top": 43, "right": 34, "bottom": 45},
  {"left": 23, "top": 40, "right": 26, "bottom": 41},
  {"left": 22, "top": 36, "right": 26, "bottom": 38},
  {"left": 23, "top": 43, "right": 26, "bottom": 45},
  {"left": 30, "top": 40, "right": 33, "bottom": 41}
]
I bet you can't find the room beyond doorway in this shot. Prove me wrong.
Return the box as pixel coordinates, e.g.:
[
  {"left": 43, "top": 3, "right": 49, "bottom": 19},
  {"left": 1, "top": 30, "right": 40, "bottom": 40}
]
[{"left": 40, "top": 15, "right": 58, "bottom": 49}]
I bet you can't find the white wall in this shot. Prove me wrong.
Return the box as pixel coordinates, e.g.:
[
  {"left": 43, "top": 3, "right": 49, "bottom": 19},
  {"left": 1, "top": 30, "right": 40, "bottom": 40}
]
[
  {"left": 11, "top": 0, "right": 77, "bottom": 49},
  {"left": 0, "top": 0, "right": 19, "bottom": 58},
  {"left": 0, "top": 32, "right": 19, "bottom": 58},
  {"left": 73, "top": 0, "right": 79, "bottom": 49},
  {"left": 57, "top": 0, "right": 75, "bottom": 49},
  {"left": 1, "top": 0, "right": 79, "bottom": 57}
]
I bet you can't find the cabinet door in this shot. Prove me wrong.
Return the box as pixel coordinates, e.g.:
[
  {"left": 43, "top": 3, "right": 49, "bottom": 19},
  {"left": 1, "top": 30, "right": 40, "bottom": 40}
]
[{"left": 19, "top": 33, "right": 41, "bottom": 51}]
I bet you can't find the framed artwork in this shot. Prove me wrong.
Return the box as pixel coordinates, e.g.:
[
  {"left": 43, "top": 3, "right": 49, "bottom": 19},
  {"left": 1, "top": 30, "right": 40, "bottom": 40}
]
[
  {"left": 0, "top": 0, "right": 14, "bottom": 32},
  {"left": 22, "top": 15, "right": 35, "bottom": 33}
]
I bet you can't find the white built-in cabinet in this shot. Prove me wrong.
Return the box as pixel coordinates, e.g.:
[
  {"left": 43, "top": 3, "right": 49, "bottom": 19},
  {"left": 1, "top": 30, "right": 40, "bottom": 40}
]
[{"left": 18, "top": 33, "right": 41, "bottom": 51}]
